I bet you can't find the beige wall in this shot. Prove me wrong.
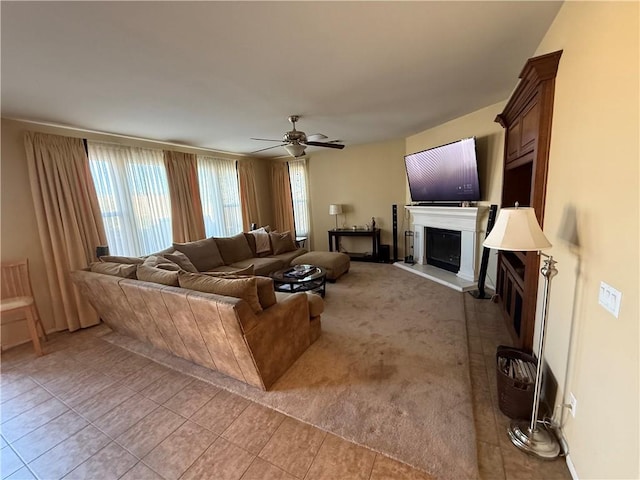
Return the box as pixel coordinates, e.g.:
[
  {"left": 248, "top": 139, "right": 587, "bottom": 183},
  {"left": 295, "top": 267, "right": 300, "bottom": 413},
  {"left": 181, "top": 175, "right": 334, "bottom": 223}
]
[
  {"left": 0, "top": 118, "right": 271, "bottom": 347},
  {"left": 405, "top": 102, "right": 506, "bottom": 288},
  {"left": 306, "top": 139, "right": 406, "bottom": 257},
  {"left": 532, "top": 3, "right": 639, "bottom": 478},
  {"left": 1, "top": 120, "right": 55, "bottom": 347}
]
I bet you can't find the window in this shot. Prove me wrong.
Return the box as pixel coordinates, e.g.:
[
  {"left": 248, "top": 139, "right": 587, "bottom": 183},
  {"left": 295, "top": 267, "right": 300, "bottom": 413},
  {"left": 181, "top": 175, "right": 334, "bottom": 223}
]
[
  {"left": 88, "top": 142, "right": 172, "bottom": 256},
  {"left": 288, "top": 158, "right": 310, "bottom": 237},
  {"left": 197, "top": 156, "right": 243, "bottom": 237}
]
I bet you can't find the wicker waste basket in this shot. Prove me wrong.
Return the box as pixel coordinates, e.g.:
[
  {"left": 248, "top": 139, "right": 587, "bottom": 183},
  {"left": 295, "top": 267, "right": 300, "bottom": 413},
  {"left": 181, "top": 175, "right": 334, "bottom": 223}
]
[{"left": 496, "top": 345, "right": 537, "bottom": 420}]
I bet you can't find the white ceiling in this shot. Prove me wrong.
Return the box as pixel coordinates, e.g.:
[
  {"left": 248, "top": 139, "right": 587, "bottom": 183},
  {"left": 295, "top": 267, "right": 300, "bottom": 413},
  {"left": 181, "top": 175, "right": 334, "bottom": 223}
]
[{"left": 1, "top": 1, "right": 562, "bottom": 157}]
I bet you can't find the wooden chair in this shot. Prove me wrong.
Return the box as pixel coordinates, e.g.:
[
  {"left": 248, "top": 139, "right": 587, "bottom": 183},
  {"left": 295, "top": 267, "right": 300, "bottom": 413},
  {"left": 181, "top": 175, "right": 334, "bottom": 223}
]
[{"left": 1, "top": 259, "right": 47, "bottom": 356}]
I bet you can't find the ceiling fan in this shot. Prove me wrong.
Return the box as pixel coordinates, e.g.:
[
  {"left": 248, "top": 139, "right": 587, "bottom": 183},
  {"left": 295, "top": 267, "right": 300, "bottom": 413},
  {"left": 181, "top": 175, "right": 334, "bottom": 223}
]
[{"left": 251, "top": 115, "right": 345, "bottom": 157}]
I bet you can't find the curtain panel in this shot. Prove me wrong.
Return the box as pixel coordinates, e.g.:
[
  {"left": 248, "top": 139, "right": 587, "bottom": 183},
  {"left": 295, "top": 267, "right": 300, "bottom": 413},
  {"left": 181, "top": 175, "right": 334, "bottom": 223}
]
[
  {"left": 270, "top": 162, "right": 295, "bottom": 234},
  {"left": 197, "top": 156, "right": 243, "bottom": 237},
  {"left": 88, "top": 142, "right": 172, "bottom": 256},
  {"left": 24, "top": 132, "right": 107, "bottom": 332},
  {"left": 237, "top": 159, "right": 260, "bottom": 231},
  {"left": 163, "top": 150, "right": 206, "bottom": 243},
  {"left": 288, "top": 158, "right": 311, "bottom": 238}
]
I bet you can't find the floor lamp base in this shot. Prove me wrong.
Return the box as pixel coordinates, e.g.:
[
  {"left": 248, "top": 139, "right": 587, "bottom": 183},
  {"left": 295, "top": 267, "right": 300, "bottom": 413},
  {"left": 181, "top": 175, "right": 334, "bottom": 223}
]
[{"left": 508, "top": 420, "right": 560, "bottom": 459}]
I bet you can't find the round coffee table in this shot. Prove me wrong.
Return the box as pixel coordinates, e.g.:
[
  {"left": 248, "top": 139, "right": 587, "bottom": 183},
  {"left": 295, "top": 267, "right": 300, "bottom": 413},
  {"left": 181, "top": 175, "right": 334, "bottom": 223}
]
[{"left": 270, "top": 264, "right": 326, "bottom": 297}]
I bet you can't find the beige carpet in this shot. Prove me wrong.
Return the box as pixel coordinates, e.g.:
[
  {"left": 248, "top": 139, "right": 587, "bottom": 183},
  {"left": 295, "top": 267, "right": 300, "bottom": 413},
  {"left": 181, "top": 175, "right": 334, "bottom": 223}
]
[{"left": 105, "top": 262, "right": 478, "bottom": 480}]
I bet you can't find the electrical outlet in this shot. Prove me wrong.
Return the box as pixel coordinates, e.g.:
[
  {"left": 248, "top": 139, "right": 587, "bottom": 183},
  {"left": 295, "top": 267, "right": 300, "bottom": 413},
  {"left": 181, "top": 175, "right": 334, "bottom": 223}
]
[
  {"left": 569, "top": 392, "right": 577, "bottom": 418},
  {"left": 598, "top": 281, "right": 622, "bottom": 318}
]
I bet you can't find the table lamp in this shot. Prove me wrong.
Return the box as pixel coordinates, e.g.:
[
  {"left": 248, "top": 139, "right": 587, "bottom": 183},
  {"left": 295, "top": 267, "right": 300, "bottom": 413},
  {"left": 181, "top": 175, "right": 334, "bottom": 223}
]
[
  {"left": 329, "top": 204, "right": 343, "bottom": 230},
  {"left": 483, "top": 203, "right": 561, "bottom": 459}
]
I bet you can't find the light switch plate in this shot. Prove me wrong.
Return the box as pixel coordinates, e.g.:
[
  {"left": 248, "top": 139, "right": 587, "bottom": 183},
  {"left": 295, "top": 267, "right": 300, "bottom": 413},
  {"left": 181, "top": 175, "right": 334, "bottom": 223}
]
[{"left": 599, "top": 281, "right": 622, "bottom": 318}]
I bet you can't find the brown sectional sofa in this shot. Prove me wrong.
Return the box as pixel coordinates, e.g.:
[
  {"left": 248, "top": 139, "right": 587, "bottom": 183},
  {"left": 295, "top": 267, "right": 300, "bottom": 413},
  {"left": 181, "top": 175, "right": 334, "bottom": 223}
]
[
  {"left": 72, "top": 231, "right": 323, "bottom": 390},
  {"left": 170, "top": 232, "right": 308, "bottom": 276}
]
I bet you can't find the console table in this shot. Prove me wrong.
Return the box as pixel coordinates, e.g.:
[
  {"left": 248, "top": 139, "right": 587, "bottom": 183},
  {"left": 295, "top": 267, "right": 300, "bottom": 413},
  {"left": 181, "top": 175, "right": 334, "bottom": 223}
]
[{"left": 328, "top": 228, "right": 380, "bottom": 262}]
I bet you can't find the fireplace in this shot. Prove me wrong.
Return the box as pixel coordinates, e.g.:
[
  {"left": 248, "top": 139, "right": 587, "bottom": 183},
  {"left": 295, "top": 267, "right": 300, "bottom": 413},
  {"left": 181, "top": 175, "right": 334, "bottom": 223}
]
[
  {"left": 395, "top": 206, "right": 487, "bottom": 291},
  {"left": 425, "top": 227, "right": 461, "bottom": 273}
]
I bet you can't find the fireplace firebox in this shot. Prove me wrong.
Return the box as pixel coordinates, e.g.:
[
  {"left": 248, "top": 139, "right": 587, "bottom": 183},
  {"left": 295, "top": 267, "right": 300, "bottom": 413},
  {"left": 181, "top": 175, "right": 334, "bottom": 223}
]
[{"left": 425, "top": 227, "right": 461, "bottom": 274}]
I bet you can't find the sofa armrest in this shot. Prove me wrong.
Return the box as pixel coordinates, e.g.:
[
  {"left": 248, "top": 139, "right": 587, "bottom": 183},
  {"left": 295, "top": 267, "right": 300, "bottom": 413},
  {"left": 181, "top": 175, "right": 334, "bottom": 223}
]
[{"left": 243, "top": 292, "right": 311, "bottom": 389}]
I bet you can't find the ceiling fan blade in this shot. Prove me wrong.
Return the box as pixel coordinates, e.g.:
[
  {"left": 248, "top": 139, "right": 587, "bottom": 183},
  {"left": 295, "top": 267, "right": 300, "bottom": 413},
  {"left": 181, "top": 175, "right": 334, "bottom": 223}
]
[
  {"left": 305, "top": 141, "right": 345, "bottom": 150},
  {"left": 250, "top": 138, "right": 284, "bottom": 142},
  {"left": 251, "top": 144, "right": 287, "bottom": 154}
]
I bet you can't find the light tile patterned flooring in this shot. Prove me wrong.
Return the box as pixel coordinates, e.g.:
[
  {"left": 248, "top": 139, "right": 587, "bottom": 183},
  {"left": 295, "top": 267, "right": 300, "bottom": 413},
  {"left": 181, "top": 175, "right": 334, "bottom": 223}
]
[
  {"left": 0, "top": 296, "right": 572, "bottom": 480},
  {"left": 465, "top": 295, "right": 572, "bottom": 480}
]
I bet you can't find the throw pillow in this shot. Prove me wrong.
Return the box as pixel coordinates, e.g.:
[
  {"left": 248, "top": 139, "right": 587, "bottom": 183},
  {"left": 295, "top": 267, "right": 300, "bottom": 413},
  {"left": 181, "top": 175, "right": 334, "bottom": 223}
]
[
  {"left": 178, "top": 272, "right": 262, "bottom": 314},
  {"left": 269, "top": 231, "right": 296, "bottom": 255},
  {"left": 173, "top": 237, "right": 224, "bottom": 272},
  {"left": 255, "top": 276, "right": 277, "bottom": 310},
  {"left": 244, "top": 233, "right": 257, "bottom": 256},
  {"left": 214, "top": 233, "right": 254, "bottom": 265},
  {"left": 164, "top": 251, "right": 198, "bottom": 273},
  {"left": 249, "top": 227, "right": 272, "bottom": 255},
  {"left": 98, "top": 255, "right": 144, "bottom": 265},
  {"left": 201, "top": 269, "right": 275, "bottom": 310},
  {"left": 136, "top": 265, "right": 179, "bottom": 286},
  {"left": 90, "top": 262, "right": 137, "bottom": 279}
]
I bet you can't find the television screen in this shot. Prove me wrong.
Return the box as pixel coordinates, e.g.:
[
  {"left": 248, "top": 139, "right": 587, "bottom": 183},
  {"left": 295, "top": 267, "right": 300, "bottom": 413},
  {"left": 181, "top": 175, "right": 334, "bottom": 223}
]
[{"left": 404, "top": 137, "right": 480, "bottom": 203}]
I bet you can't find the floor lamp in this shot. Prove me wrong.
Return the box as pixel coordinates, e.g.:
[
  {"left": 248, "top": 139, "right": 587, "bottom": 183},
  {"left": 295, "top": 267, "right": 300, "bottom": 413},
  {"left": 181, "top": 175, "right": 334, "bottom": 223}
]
[{"left": 483, "top": 204, "right": 561, "bottom": 459}]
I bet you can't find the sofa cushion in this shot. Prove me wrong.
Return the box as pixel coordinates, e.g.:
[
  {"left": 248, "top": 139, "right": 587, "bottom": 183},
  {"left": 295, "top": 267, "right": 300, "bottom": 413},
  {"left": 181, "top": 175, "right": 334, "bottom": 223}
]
[
  {"left": 228, "top": 257, "right": 284, "bottom": 276},
  {"left": 215, "top": 233, "right": 254, "bottom": 265},
  {"left": 173, "top": 237, "right": 224, "bottom": 271},
  {"left": 136, "top": 264, "right": 179, "bottom": 286},
  {"left": 271, "top": 248, "right": 307, "bottom": 267},
  {"left": 269, "top": 231, "right": 296, "bottom": 255},
  {"left": 151, "top": 246, "right": 175, "bottom": 257},
  {"left": 90, "top": 262, "right": 137, "bottom": 278},
  {"left": 178, "top": 271, "right": 262, "bottom": 314},
  {"left": 164, "top": 251, "right": 198, "bottom": 273},
  {"left": 99, "top": 255, "right": 144, "bottom": 265},
  {"left": 202, "top": 265, "right": 255, "bottom": 276},
  {"left": 143, "top": 255, "right": 181, "bottom": 271}
]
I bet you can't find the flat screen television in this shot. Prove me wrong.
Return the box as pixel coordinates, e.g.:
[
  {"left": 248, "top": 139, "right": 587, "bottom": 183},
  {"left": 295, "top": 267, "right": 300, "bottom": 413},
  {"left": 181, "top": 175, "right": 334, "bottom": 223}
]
[{"left": 404, "top": 137, "right": 481, "bottom": 203}]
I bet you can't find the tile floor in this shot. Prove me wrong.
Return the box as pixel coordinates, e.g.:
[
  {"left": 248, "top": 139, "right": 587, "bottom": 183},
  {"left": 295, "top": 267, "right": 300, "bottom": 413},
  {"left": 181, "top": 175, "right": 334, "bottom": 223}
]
[
  {"left": 465, "top": 295, "right": 572, "bottom": 480},
  {"left": 1, "top": 325, "right": 434, "bottom": 480},
  {"left": 0, "top": 296, "right": 573, "bottom": 480}
]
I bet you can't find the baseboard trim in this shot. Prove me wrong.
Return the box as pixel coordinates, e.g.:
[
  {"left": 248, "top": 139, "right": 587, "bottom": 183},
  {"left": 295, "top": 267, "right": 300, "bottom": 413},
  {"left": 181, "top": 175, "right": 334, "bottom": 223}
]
[{"left": 566, "top": 454, "right": 579, "bottom": 480}]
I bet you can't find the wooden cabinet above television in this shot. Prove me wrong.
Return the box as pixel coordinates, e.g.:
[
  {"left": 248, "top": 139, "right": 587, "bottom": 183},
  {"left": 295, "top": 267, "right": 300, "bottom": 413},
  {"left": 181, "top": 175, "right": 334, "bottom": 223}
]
[{"left": 495, "top": 50, "right": 562, "bottom": 351}]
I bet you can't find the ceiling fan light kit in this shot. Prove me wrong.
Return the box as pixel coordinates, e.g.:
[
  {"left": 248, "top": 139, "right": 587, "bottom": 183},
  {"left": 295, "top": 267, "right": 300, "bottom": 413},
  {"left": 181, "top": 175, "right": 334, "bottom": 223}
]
[
  {"left": 251, "top": 115, "right": 345, "bottom": 158},
  {"left": 284, "top": 143, "right": 306, "bottom": 158}
]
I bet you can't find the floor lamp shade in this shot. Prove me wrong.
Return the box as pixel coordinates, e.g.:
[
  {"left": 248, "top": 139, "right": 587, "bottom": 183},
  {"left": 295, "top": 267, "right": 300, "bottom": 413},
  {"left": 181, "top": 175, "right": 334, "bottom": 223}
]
[
  {"left": 483, "top": 207, "right": 551, "bottom": 251},
  {"left": 482, "top": 205, "right": 560, "bottom": 459}
]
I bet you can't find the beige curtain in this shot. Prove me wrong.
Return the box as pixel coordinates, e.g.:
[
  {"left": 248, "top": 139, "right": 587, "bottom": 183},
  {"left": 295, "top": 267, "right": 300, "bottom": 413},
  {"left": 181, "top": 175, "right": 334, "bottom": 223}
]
[
  {"left": 270, "top": 162, "right": 295, "bottom": 233},
  {"left": 163, "top": 150, "right": 205, "bottom": 243},
  {"left": 24, "top": 132, "right": 107, "bottom": 331},
  {"left": 237, "top": 159, "right": 260, "bottom": 231}
]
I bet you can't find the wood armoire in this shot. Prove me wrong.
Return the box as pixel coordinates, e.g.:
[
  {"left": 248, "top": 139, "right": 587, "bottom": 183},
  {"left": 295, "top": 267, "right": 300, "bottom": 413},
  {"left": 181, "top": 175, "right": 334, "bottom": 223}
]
[{"left": 494, "top": 50, "right": 562, "bottom": 351}]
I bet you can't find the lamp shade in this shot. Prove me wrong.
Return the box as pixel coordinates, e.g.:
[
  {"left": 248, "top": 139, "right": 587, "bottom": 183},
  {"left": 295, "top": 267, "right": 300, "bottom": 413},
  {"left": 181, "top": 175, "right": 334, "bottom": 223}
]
[
  {"left": 329, "top": 204, "right": 343, "bottom": 215},
  {"left": 284, "top": 143, "right": 306, "bottom": 158},
  {"left": 483, "top": 207, "right": 551, "bottom": 251}
]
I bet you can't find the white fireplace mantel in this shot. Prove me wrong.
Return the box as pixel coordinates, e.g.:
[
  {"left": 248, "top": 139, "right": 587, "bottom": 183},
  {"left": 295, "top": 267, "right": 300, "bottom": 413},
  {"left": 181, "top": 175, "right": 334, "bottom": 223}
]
[{"left": 396, "top": 205, "right": 487, "bottom": 291}]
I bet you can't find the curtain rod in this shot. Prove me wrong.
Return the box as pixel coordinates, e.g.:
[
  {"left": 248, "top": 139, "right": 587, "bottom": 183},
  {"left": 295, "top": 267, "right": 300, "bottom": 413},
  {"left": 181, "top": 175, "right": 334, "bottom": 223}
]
[{"left": 7, "top": 117, "right": 254, "bottom": 158}]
